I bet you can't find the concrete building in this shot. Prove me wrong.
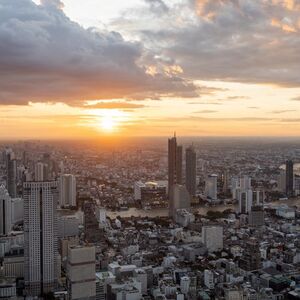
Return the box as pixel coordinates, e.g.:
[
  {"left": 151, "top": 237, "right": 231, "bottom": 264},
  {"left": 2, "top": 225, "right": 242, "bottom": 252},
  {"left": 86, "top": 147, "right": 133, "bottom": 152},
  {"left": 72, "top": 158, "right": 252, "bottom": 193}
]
[
  {"left": 185, "top": 146, "right": 196, "bottom": 197},
  {"left": 59, "top": 174, "right": 76, "bottom": 207},
  {"left": 204, "top": 270, "right": 214, "bottom": 289},
  {"left": 96, "top": 271, "right": 116, "bottom": 300},
  {"left": 238, "top": 189, "right": 253, "bottom": 214},
  {"left": 134, "top": 181, "right": 167, "bottom": 202},
  {"left": 205, "top": 174, "right": 218, "bottom": 201},
  {"left": 286, "top": 160, "right": 294, "bottom": 197},
  {"left": 248, "top": 206, "right": 264, "bottom": 227},
  {"left": 0, "top": 278, "right": 17, "bottom": 299},
  {"left": 67, "top": 245, "right": 96, "bottom": 300},
  {"left": 276, "top": 205, "right": 295, "bottom": 219},
  {"left": 57, "top": 215, "right": 80, "bottom": 238},
  {"left": 23, "top": 181, "right": 58, "bottom": 297},
  {"left": 278, "top": 168, "right": 286, "bottom": 193},
  {"left": 168, "top": 134, "right": 183, "bottom": 215},
  {"left": 133, "top": 268, "right": 147, "bottom": 294},
  {"left": 35, "top": 162, "right": 49, "bottom": 181},
  {"left": 180, "top": 276, "right": 190, "bottom": 295},
  {"left": 0, "top": 185, "right": 12, "bottom": 236},
  {"left": 253, "top": 190, "right": 264, "bottom": 206},
  {"left": 240, "top": 175, "right": 251, "bottom": 190},
  {"left": 171, "top": 184, "right": 190, "bottom": 218},
  {"left": 202, "top": 226, "right": 223, "bottom": 253},
  {"left": 239, "top": 238, "right": 262, "bottom": 271},
  {"left": 6, "top": 151, "right": 17, "bottom": 198}
]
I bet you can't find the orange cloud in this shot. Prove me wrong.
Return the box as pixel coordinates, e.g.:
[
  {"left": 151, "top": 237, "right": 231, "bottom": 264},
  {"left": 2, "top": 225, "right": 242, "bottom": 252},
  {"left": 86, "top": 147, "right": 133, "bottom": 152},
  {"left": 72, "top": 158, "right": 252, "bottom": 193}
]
[{"left": 271, "top": 18, "right": 297, "bottom": 32}]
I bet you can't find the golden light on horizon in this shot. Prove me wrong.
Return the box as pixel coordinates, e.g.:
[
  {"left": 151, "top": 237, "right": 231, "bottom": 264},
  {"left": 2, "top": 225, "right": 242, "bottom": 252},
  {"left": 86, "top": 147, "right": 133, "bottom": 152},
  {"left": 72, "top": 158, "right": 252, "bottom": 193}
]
[{"left": 88, "top": 109, "right": 128, "bottom": 133}]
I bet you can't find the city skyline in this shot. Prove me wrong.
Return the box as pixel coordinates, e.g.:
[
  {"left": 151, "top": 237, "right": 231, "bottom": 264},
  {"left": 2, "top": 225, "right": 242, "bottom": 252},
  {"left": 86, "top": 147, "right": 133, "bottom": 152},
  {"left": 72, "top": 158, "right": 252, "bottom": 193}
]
[{"left": 1, "top": 0, "right": 300, "bottom": 139}]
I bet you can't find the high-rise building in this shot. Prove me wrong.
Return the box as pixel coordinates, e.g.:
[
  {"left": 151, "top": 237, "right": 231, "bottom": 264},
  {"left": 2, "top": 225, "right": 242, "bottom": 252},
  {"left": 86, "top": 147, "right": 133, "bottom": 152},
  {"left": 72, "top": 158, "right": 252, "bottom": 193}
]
[
  {"left": 0, "top": 185, "right": 12, "bottom": 236},
  {"left": 83, "top": 201, "right": 103, "bottom": 243},
  {"left": 185, "top": 146, "right": 196, "bottom": 197},
  {"left": 34, "top": 162, "right": 50, "bottom": 182},
  {"left": 67, "top": 245, "right": 96, "bottom": 300},
  {"left": 286, "top": 160, "right": 294, "bottom": 197},
  {"left": 23, "top": 181, "right": 58, "bottom": 296},
  {"left": 202, "top": 225, "right": 223, "bottom": 253},
  {"left": 168, "top": 134, "right": 183, "bottom": 215},
  {"left": 278, "top": 168, "right": 286, "bottom": 193},
  {"left": 59, "top": 174, "right": 76, "bottom": 207},
  {"left": 222, "top": 171, "right": 229, "bottom": 193},
  {"left": 205, "top": 174, "right": 218, "bottom": 201},
  {"left": 171, "top": 184, "right": 191, "bottom": 218},
  {"left": 240, "top": 175, "right": 251, "bottom": 190},
  {"left": 6, "top": 152, "right": 17, "bottom": 198},
  {"left": 176, "top": 145, "right": 183, "bottom": 185},
  {"left": 253, "top": 190, "right": 264, "bottom": 206},
  {"left": 238, "top": 189, "right": 253, "bottom": 214}
]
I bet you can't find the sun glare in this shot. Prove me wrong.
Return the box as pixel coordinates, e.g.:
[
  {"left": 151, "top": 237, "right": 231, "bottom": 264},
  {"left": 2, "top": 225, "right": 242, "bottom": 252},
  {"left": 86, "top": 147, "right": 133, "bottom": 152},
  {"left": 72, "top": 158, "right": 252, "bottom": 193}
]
[{"left": 101, "top": 115, "right": 115, "bottom": 131}]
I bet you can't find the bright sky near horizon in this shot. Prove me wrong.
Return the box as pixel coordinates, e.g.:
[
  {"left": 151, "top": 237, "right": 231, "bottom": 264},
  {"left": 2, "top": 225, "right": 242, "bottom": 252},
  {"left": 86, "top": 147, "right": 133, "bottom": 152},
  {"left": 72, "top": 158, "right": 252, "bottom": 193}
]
[{"left": 1, "top": 0, "right": 300, "bottom": 139}]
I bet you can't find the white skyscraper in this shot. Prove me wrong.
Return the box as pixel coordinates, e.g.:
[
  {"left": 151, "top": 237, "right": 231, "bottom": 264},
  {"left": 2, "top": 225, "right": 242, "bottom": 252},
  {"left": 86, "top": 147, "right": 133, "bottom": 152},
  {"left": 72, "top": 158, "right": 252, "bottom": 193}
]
[
  {"left": 205, "top": 174, "right": 218, "bottom": 201},
  {"left": 202, "top": 225, "right": 223, "bottom": 253},
  {"left": 23, "top": 181, "right": 58, "bottom": 297},
  {"left": 59, "top": 174, "right": 76, "bottom": 207},
  {"left": 0, "top": 185, "right": 12, "bottom": 236}
]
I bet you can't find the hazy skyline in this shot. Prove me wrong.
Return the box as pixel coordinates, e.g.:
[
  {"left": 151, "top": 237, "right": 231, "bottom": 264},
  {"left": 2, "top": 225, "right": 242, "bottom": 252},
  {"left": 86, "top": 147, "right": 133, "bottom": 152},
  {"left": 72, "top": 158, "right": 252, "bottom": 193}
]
[{"left": 1, "top": 0, "right": 300, "bottom": 139}]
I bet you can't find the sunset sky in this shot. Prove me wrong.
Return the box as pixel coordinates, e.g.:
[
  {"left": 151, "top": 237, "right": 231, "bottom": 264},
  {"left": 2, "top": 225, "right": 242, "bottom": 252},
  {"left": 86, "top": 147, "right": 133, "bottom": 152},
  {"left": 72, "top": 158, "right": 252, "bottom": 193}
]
[{"left": 1, "top": 0, "right": 300, "bottom": 139}]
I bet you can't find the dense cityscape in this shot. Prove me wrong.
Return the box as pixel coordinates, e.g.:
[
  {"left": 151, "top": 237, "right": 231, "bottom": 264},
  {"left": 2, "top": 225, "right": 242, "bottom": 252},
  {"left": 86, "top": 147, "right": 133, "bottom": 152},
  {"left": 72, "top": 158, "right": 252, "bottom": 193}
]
[{"left": 1, "top": 137, "right": 300, "bottom": 299}]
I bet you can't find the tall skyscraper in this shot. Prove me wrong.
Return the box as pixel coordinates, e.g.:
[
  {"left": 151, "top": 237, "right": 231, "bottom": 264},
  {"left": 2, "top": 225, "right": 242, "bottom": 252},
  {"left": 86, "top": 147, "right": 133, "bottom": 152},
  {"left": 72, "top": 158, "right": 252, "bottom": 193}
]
[
  {"left": 23, "top": 181, "right": 58, "bottom": 296},
  {"left": 168, "top": 134, "right": 183, "bottom": 215},
  {"left": 59, "top": 174, "right": 76, "bottom": 207},
  {"left": 185, "top": 146, "right": 196, "bottom": 197},
  {"left": 286, "top": 160, "right": 294, "bottom": 198},
  {"left": 6, "top": 152, "right": 17, "bottom": 198},
  {"left": 176, "top": 145, "right": 183, "bottom": 185},
  {"left": 0, "top": 185, "right": 12, "bottom": 236}
]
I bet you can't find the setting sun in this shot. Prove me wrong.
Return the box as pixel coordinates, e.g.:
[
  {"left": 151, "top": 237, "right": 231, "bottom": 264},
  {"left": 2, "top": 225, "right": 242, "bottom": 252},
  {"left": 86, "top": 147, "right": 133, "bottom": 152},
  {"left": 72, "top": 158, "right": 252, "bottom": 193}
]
[{"left": 101, "top": 115, "right": 115, "bottom": 132}]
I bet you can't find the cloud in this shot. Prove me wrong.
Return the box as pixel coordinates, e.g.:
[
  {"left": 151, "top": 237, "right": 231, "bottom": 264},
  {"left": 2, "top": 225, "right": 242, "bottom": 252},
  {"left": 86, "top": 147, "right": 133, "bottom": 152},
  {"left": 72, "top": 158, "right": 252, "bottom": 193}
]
[
  {"left": 112, "top": 0, "right": 300, "bottom": 87},
  {"left": 144, "top": 0, "right": 169, "bottom": 14},
  {"left": 0, "top": 0, "right": 198, "bottom": 105},
  {"left": 194, "top": 109, "right": 218, "bottom": 113},
  {"left": 271, "top": 109, "right": 296, "bottom": 114},
  {"left": 83, "top": 101, "right": 146, "bottom": 109},
  {"left": 290, "top": 96, "right": 300, "bottom": 101}
]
